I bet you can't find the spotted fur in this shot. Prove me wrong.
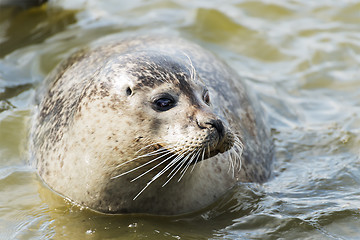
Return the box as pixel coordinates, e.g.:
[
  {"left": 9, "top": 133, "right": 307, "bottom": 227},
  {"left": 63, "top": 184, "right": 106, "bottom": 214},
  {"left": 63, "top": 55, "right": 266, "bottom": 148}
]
[{"left": 30, "top": 36, "right": 274, "bottom": 215}]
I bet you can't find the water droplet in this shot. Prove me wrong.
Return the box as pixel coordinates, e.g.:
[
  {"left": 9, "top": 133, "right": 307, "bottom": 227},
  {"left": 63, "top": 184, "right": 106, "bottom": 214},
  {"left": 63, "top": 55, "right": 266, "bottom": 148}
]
[
  {"left": 86, "top": 229, "right": 95, "bottom": 235},
  {"left": 128, "top": 223, "right": 138, "bottom": 228}
]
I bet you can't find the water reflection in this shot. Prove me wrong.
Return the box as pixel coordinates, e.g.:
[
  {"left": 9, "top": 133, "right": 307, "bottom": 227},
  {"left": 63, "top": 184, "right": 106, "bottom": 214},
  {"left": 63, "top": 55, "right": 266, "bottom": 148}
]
[{"left": 0, "top": 7, "right": 77, "bottom": 57}]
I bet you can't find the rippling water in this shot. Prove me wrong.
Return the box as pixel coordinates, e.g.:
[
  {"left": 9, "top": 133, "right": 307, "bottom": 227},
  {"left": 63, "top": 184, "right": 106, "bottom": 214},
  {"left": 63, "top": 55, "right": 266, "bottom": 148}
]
[{"left": 1, "top": 0, "right": 360, "bottom": 239}]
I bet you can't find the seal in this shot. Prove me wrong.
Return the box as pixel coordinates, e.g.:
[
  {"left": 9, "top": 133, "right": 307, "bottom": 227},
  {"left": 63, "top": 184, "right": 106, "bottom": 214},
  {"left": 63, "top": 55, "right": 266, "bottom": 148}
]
[{"left": 30, "top": 36, "right": 274, "bottom": 215}]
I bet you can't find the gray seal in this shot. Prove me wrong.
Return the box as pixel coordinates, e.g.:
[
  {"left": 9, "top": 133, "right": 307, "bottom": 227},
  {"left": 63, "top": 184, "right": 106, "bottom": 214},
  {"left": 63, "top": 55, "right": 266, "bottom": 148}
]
[{"left": 30, "top": 36, "right": 274, "bottom": 215}]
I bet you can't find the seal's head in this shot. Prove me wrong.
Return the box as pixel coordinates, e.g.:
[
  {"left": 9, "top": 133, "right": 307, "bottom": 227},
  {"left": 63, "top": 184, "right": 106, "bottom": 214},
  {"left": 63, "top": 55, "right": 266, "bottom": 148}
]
[{"left": 101, "top": 51, "right": 238, "bottom": 189}]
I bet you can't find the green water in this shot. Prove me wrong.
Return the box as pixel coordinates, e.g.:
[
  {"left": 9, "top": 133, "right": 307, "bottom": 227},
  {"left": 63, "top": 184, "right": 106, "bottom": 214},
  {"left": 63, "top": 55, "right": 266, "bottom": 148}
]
[{"left": 1, "top": 0, "right": 360, "bottom": 239}]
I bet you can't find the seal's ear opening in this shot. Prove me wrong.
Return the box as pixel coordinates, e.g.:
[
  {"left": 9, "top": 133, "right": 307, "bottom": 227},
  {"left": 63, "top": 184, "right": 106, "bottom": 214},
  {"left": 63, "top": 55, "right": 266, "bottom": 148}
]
[{"left": 126, "top": 87, "right": 132, "bottom": 96}]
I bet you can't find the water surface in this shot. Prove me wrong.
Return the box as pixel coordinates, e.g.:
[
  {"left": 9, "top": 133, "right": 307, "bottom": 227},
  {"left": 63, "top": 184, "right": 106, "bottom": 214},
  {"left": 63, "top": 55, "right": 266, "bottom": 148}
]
[{"left": 1, "top": 0, "right": 360, "bottom": 239}]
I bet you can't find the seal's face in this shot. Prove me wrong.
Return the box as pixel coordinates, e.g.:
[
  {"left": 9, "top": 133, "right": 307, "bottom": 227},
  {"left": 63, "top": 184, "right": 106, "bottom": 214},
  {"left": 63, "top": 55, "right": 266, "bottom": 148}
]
[{"left": 105, "top": 52, "right": 237, "bottom": 194}]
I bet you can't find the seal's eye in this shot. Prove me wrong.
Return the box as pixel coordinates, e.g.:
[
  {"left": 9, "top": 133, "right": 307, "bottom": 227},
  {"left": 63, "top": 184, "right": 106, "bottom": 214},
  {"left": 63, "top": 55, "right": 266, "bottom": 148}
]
[
  {"left": 126, "top": 87, "right": 132, "bottom": 96},
  {"left": 153, "top": 95, "right": 176, "bottom": 111},
  {"left": 203, "top": 90, "right": 210, "bottom": 105}
]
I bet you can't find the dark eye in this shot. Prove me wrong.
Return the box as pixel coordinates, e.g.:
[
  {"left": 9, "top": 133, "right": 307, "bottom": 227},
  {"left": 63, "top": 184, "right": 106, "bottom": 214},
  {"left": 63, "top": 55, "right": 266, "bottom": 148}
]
[
  {"left": 203, "top": 90, "right": 210, "bottom": 105},
  {"left": 126, "top": 87, "right": 132, "bottom": 96},
  {"left": 153, "top": 97, "right": 175, "bottom": 111}
]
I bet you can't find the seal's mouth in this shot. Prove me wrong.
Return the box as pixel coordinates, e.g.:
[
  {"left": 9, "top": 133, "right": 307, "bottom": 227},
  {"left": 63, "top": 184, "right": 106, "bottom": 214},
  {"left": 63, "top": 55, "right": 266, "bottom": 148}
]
[
  {"left": 160, "top": 142, "right": 234, "bottom": 167},
  {"left": 207, "top": 142, "right": 233, "bottom": 159},
  {"left": 138, "top": 128, "right": 235, "bottom": 168}
]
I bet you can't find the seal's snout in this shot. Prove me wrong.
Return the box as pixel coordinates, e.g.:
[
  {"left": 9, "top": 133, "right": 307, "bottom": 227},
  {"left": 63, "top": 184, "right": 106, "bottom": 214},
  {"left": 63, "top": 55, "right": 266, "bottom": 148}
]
[
  {"left": 197, "top": 115, "right": 227, "bottom": 144},
  {"left": 197, "top": 119, "right": 225, "bottom": 140},
  {"left": 208, "top": 119, "right": 225, "bottom": 139},
  {"left": 197, "top": 116, "right": 224, "bottom": 138},
  {"left": 195, "top": 112, "right": 234, "bottom": 155}
]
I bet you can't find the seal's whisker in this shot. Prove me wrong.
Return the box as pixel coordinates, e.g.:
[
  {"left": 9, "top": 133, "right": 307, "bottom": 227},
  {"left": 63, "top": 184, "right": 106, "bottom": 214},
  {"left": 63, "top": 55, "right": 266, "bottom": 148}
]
[
  {"left": 227, "top": 140, "right": 243, "bottom": 176},
  {"left": 170, "top": 148, "right": 196, "bottom": 182},
  {"left": 111, "top": 149, "right": 174, "bottom": 179},
  {"left": 234, "top": 137, "right": 244, "bottom": 155},
  {"left": 126, "top": 144, "right": 188, "bottom": 197},
  {"left": 227, "top": 149, "right": 235, "bottom": 176},
  {"left": 114, "top": 147, "right": 168, "bottom": 169},
  {"left": 223, "top": 135, "right": 243, "bottom": 177},
  {"left": 198, "top": 147, "right": 206, "bottom": 169},
  {"left": 230, "top": 148, "right": 237, "bottom": 177},
  {"left": 178, "top": 148, "right": 202, "bottom": 182},
  {"left": 133, "top": 152, "right": 184, "bottom": 200},
  {"left": 135, "top": 147, "right": 169, "bottom": 158},
  {"left": 180, "top": 148, "right": 201, "bottom": 175},
  {"left": 112, "top": 149, "right": 167, "bottom": 174},
  {"left": 234, "top": 142, "right": 243, "bottom": 171},
  {"left": 130, "top": 142, "right": 186, "bottom": 183},
  {"left": 158, "top": 155, "right": 189, "bottom": 187},
  {"left": 207, "top": 144, "right": 211, "bottom": 158},
  {"left": 162, "top": 149, "right": 193, "bottom": 186},
  {"left": 134, "top": 141, "right": 165, "bottom": 155},
  {"left": 190, "top": 147, "right": 206, "bottom": 173},
  {"left": 114, "top": 140, "right": 181, "bottom": 170},
  {"left": 183, "top": 52, "right": 197, "bottom": 82},
  {"left": 165, "top": 148, "right": 192, "bottom": 178},
  {"left": 133, "top": 181, "right": 151, "bottom": 200},
  {"left": 234, "top": 136, "right": 244, "bottom": 151},
  {"left": 158, "top": 148, "right": 191, "bottom": 180},
  {"left": 129, "top": 151, "right": 177, "bottom": 182}
]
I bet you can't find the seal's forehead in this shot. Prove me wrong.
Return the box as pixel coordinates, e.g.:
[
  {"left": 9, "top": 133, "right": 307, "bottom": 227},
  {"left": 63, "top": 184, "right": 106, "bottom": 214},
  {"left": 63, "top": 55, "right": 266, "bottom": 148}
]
[
  {"left": 117, "top": 51, "right": 197, "bottom": 88},
  {"left": 101, "top": 50, "right": 204, "bottom": 104}
]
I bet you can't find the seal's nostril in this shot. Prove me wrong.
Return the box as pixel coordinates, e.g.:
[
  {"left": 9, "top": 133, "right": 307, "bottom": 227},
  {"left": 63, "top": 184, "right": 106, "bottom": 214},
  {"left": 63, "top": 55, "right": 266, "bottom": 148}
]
[
  {"left": 197, "top": 118, "right": 225, "bottom": 139},
  {"left": 197, "top": 119, "right": 206, "bottom": 129},
  {"left": 208, "top": 119, "right": 225, "bottom": 139}
]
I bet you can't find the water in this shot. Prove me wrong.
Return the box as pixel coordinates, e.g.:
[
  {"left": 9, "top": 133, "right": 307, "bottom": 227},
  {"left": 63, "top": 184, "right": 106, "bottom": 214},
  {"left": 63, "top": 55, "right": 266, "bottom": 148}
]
[{"left": 1, "top": 0, "right": 360, "bottom": 239}]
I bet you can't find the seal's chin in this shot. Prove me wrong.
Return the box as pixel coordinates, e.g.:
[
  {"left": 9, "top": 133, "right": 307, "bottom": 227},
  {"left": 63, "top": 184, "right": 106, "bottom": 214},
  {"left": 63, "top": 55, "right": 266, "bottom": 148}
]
[
  {"left": 208, "top": 149, "right": 222, "bottom": 159},
  {"left": 188, "top": 144, "right": 233, "bottom": 165},
  {"left": 206, "top": 130, "right": 235, "bottom": 158},
  {"left": 208, "top": 142, "right": 233, "bottom": 158}
]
